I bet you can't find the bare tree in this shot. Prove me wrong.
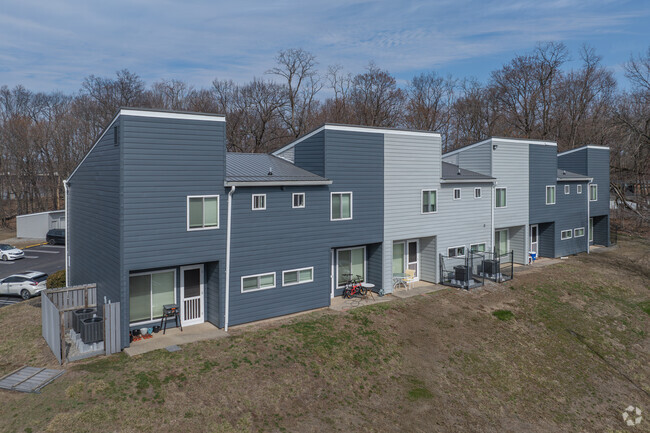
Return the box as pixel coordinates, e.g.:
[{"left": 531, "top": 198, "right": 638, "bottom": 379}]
[
  {"left": 404, "top": 72, "right": 455, "bottom": 146},
  {"left": 350, "top": 62, "right": 404, "bottom": 127}
]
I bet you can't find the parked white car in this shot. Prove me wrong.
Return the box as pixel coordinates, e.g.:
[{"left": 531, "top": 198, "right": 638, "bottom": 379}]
[
  {"left": 0, "top": 244, "right": 25, "bottom": 261},
  {"left": 0, "top": 271, "right": 48, "bottom": 299}
]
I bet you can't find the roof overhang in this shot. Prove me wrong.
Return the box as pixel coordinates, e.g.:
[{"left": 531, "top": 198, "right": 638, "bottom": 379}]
[
  {"left": 440, "top": 178, "right": 496, "bottom": 184},
  {"left": 557, "top": 177, "right": 593, "bottom": 182},
  {"left": 224, "top": 180, "right": 333, "bottom": 187},
  {"left": 557, "top": 145, "right": 610, "bottom": 156}
]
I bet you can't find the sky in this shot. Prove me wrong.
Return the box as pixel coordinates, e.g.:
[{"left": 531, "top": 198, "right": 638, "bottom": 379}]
[{"left": 1, "top": 0, "right": 648, "bottom": 94}]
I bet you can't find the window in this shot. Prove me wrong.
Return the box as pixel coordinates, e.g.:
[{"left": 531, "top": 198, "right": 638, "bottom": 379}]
[
  {"left": 546, "top": 186, "right": 556, "bottom": 205},
  {"left": 187, "top": 195, "right": 219, "bottom": 230},
  {"left": 421, "top": 190, "right": 437, "bottom": 213},
  {"left": 561, "top": 230, "right": 572, "bottom": 240},
  {"left": 496, "top": 188, "right": 507, "bottom": 208},
  {"left": 337, "top": 247, "right": 365, "bottom": 286},
  {"left": 448, "top": 246, "right": 465, "bottom": 257},
  {"left": 474, "top": 188, "right": 481, "bottom": 199},
  {"left": 453, "top": 188, "right": 461, "bottom": 200},
  {"left": 252, "top": 194, "right": 266, "bottom": 210},
  {"left": 470, "top": 243, "right": 486, "bottom": 253},
  {"left": 292, "top": 193, "right": 305, "bottom": 208},
  {"left": 331, "top": 192, "right": 352, "bottom": 220},
  {"left": 129, "top": 270, "right": 175, "bottom": 324},
  {"left": 495, "top": 229, "right": 508, "bottom": 255},
  {"left": 282, "top": 267, "right": 314, "bottom": 286},
  {"left": 577, "top": 185, "right": 583, "bottom": 194},
  {"left": 564, "top": 185, "right": 570, "bottom": 195},
  {"left": 574, "top": 227, "right": 585, "bottom": 237},
  {"left": 589, "top": 184, "right": 598, "bottom": 201},
  {"left": 241, "top": 272, "right": 275, "bottom": 293}
]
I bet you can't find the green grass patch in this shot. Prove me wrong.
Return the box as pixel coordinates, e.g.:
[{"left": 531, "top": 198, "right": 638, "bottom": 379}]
[
  {"left": 492, "top": 309, "right": 515, "bottom": 321},
  {"left": 639, "top": 300, "right": 650, "bottom": 316}
]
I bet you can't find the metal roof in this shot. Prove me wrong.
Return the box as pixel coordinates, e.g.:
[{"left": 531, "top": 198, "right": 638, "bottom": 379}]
[
  {"left": 441, "top": 162, "right": 495, "bottom": 182},
  {"left": 557, "top": 169, "right": 592, "bottom": 181},
  {"left": 225, "top": 153, "right": 332, "bottom": 185}
]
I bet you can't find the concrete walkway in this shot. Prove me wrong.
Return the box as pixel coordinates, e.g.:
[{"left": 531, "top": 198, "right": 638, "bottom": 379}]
[
  {"left": 329, "top": 282, "right": 447, "bottom": 312},
  {"left": 124, "top": 322, "right": 227, "bottom": 357}
]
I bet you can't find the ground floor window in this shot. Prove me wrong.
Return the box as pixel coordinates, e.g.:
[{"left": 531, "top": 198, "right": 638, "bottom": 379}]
[
  {"left": 241, "top": 272, "right": 275, "bottom": 292},
  {"left": 495, "top": 229, "right": 508, "bottom": 255},
  {"left": 282, "top": 267, "right": 313, "bottom": 286},
  {"left": 574, "top": 227, "right": 585, "bottom": 237},
  {"left": 470, "top": 243, "right": 486, "bottom": 253},
  {"left": 129, "top": 269, "right": 176, "bottom": 323},
  {"left": 447, "top": 246, "right": 465, "bottom": 257},
  {"left": 337, "top": 247, "right": 365, "bottom": 286},
  {"left": 561, "top": 230, "right": 572, "bottom": 240}
]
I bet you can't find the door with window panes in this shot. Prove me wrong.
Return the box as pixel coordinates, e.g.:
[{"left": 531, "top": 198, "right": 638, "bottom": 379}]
[
  {"left": 336, "top": 247, "right": 365, "bottom": 296},
  {"left": 181, "top": 265, "right": 204, "bottom": 326}
]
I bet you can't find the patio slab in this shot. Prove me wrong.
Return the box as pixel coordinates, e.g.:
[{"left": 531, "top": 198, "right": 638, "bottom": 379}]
[
  {"left": 329, "top": 282, "right": 447, "bottom": 312},
  {"left": 124, "top": 322, "right": 227, "bottom": 357}
]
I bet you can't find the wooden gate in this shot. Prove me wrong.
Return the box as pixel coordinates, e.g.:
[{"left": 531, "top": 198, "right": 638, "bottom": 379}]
[{"left": 103, "top": 302, "right": 121, "bottom": 356}]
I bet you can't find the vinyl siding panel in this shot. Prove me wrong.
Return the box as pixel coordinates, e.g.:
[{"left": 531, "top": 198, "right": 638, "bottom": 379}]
[
  {"left": 529, "top": 144, "right": 559, "bottom": 224},
  {"left": 205, "top": 261, "right": 221, "bottom": 327},
  {"left": 586, "top": 148, "right": 610, "bottom": 218},
  {"left": 293, "top": 131, "right": 325, "bottom": 177},
  {"left": 557, "top": 150, "right": 587, "bottom": 176},
  {"left": 420, "top": 236, "right": 437, "bottom": 283},
  {"left": 492, "top": 140, "right": 529, "bottom": 229},
  {"left": 509, "top": 225, "right": 527, "bottom": 263},
  {"left": 442, "top": 143, "right": 491, "bottom": 175},
  {"left": 276, "top": 146, "right": 295, "bottom": 163},
  {"left": 538, "top": 222, "right": 555, "bottom": 258}
]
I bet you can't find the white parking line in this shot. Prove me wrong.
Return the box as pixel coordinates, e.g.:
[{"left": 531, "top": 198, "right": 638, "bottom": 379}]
[
  {"left": 24, "top": 255, "right": 39, "bottom": 259},
  {"left": 41, "top": 245, "right": 65, "bottom": 249},
  {"left": 0, "top": 261, "right": 16, "bottom": 265},
  {"left": 25, "top": 249, "right": 59, "bottom": 254}
]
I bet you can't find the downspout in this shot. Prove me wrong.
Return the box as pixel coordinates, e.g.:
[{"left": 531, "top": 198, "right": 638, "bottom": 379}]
[
  {"left": 64, "top": 180, "right": 69, "bottom": 287},
  {"left": 224, "top": 185, "right": 235, "bottom": 331},
  {"left": 491, "top": 183, "right": 495, "bottom": 254},
  {"left": 587, "top": 181, "right": 590, "bottom": 254}
]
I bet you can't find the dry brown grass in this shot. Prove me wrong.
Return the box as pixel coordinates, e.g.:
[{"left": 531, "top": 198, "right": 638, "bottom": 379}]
[{"left": 0, "top": 236, "right": 648, "bottom": 433}]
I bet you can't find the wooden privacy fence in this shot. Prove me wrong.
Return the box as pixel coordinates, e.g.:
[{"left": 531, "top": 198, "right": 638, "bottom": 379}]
[{"left": 41, "top": 284, "right": 121, "bottom": 363}]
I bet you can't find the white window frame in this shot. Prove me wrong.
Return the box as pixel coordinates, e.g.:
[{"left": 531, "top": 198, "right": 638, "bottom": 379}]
[
  {"left": 574, "top": 227, "right": 585, "bottom": 238},
  {"left": 336, "top": 246, "right": 366, "bottom": 287},
  {"left": 546, "top": 186, "right": 556, "bottom": 205},
  {"left": 421, "top": 189, "right": 438, "bottom": 214},
  {"left": 474, "top": 187, "right": 481, "bottom": 199},
  {"left": 330, "top": 192, "right": 353, "bottom": 221},
  {"left": 187, "top": 195, "right": 220, "bottom": 231},
  {"left": 577, "top": 184, "right": 583, "bottom": 194},
  {"left": 453, "top": 188, "right": 461, "bottom": 200},
  {"left": 589, "top": 184, "right": 598, "bottom": 202},
  {"left": 129, "top": 268, "right": 177, "bottom": 326},
  {"left": 470, "top": 243, "right": 486, "bottom": 253},
  {"left": 252, "top": 194, "right": 266, "bottom": 211},
  {"left": 564, "top": 185, "right": 570, "bottom": 195},
  {"left": 561, "top": 230, "right": 572, "bottom": 240},
  {"left": 292, "top": 193, "right": 305, "bottom": 209},
  {"left": 241, "top": 272, "right": 276, "bottom": 293},
  {"left": 282, "top": 267, "right": 314, "bottom": 287},
  {"left": 495, "top": 187, "right": 507, "bottom": 208},
  {"left": 447, "top": 245, "right": 466, "bottom": 257}
]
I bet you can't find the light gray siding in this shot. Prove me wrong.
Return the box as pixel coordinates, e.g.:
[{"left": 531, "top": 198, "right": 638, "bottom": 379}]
[
  {"left": 442, "top": 142, "right": 492, "bottom": 175},
  {"left": 509, "top": 225, "right": 527, "bottom": 263},
  {"left": 276, "top": 146, "right": 295, "bottom": 163},
  {"left": 491, "top": 140, "right": 530, "bottom": 230},
  {"left": 420, "top": 236, "right": 437, "bottom": 283}
]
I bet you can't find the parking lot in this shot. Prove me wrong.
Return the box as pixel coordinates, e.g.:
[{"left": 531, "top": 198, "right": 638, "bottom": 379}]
[{"left": 0, "top": 244, "right": 65, "bottom": 307}]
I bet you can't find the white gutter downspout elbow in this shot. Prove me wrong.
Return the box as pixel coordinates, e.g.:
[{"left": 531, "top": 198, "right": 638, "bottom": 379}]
[
  {"left": 64, "top": 180, "right": 69, "bottom": 287},
  {"left": 224, "top": 185, "right": 235, "bottom": 331}
]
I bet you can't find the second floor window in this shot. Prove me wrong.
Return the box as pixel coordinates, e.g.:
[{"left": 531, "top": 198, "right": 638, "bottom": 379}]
[
  {"left": 474, "top": 188, "right": 481, "bottom": 199},
  {"left": 577, "top": 185, "right": 583, "bottom": 194},
  {"left": 188, "top": 195, "right": 219, "bottom": 230},
  {"left": 331, "top": 192, "right": 352, "bottom": 220},
  {"left": 564, "top": 185, "right": 570, "bottom": 194},
  {"left": 252, "top": 194, "right": 266, "bottom": 210},
  {"left": 292, "top": 193, "right": 305, "bottom": 208},
  {"left": 422, "top": 190, "right": 437, "bottom": 213},
  {"left": 589, "top": 184, "right": 598, "bottom": 201},
  {"left": 546, "top": 186, "right": 556, "bottom": 205},
  {"left": 453, "top": 188, "right": 461, "bottom": 200},
  {"left": 496, "top": 188, "right": 506, "bottom": 208}
]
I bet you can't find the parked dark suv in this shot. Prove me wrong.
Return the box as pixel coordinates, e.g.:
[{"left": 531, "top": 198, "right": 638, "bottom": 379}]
[{"left": 46, "top": 229, "right": 65, "bottom": 245}]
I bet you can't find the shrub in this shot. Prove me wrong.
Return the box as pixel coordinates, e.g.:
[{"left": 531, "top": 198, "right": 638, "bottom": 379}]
[
  {"left": 492, "top": 309, "right": 515, "bottom": 321},
  {"left": 47, "top": 270, "right": 66, "bottom": 289}
]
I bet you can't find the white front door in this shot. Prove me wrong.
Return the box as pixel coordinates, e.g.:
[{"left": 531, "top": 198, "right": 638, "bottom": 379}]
[
  {"left": 180, "top": 265, "right": 204, "bottom": 326},
  {"left": 530, "top": 225, "right": 538, "bottom": 255}
]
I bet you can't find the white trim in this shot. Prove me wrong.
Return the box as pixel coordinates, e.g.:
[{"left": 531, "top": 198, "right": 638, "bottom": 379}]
[
  {"left": 64, "top": 180, "right": 69, "bottom": 287},
  {"left": 447, "top": 245, "right": 466, "bottom": 257},
  {"left": 474, "top": 187, "right": 481, "bottom": 199},
  {"left": 495, "top": 228, "right": 509, "bottom": 255},
  {"left": 495, "top": 187, "right": 507, "bottom": 208},
  {"left": 241, "top": 272, "right": 276, "bottom": 293},
  {"left": 589, "top": 184, "right": 598, "bottom": 202},
  {"left": 129, "top": 268, "right": 177, "bottom": 325},
  {"left": 225, "top": 186, "right": 235, "bottom": 331},
  {"left": 453, "top": 188, "right": 461, "bottom": 200},
  {"left": 225, "top": 180, "right": 332, "bottom": 187},
  {"left": 292, "top": 193, "right": 305, "bottom": 209},
  {"left": 564, "top": 184, "right": 570, "bottom": 195},
  {"left": 561, "top": 230, "right": 572, "bottom": 240},
  {"left": 577, "top": 185, "right": 583, "bottom": 194},
  {"left": 272, "top": 124, "right": 441, "bottom": 156},
  {"left": 252, "top": 194, "right": 266, "bottom": 210},
  {"left": 180, "top": 264, "right": 204, "bottom": 326},
  {"left": 530, "top": 224, "right": 539, "bottom": 255},
  {"left": 335, "top": 246, "right": 367, "bottom": 287},
  {"left": 16, "top": 210, "right": 65, "bottom": 218},
  {"left": 120, "top": 109, "right": 225, "bottom": 122},
  {"left": 282, "top": 266, "right": 314, "bottom": 287},
  {"left": 330, "top": 192, "right": 353, "bottom": 221},
  {"left": 443, "top": 137, "right": 557, "bottom": 158},
  {"left": 470, "top": 243, "right": 487, "bottom": 253},
  {"left": 557, "top": 145, "right": 610, "bottom": 156},
  {"left": 574, "top": 227, "right": 585, "bottom": 238},
  {"left": 421, "top": 189, "right": 438, "bottom": 214},
  {"left": 546, "top": 185, "right": 556, "bottom": 205},
  {"left": 440, "top": 179, "right": 495, "bottom": 184},
  {"left": 67, "top": 115, "right": 120, "bottom": 181},
  {"left": 187, "top": 195, "right": 220, "bottom": 231}
]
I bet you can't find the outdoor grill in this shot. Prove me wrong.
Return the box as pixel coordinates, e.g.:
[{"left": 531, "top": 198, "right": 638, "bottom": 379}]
[{"left": 160, "top": 304, "right": 182, "bottom": 334}]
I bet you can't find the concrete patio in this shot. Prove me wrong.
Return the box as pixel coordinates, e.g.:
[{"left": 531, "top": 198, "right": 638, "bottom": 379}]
[
  {"left": 329, "top": 281, "right": 448, "bottom": 312},
  {"left": 123, "top": 322, "right": 227, "bottom": 357}
]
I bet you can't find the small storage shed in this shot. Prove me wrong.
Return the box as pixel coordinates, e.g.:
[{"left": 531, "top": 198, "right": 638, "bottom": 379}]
[{"left": 16, "top": 210, "right": 65, "bottom": 239}]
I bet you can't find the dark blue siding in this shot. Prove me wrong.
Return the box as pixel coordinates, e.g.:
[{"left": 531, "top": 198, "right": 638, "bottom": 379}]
[
  {"left": 555, "top": 181, "right": 589, "bottom": 256},
  {"left": 538, "top": 222, "right": 555, "bottom": 258},
  {"left": 587, "top": 148, "right": 610, "bottom": 218},
  {"left": 293, "top": 131, "right": 325, "bottom": 177},
  {"left": 557, "top": 150, "right": 587, "bottom": 175},
  {"left": 68, "top": 118, "right": 122, "bottom": 328},
  {"left": 529, "top": 145, "right": 558, "bottom": 224}
]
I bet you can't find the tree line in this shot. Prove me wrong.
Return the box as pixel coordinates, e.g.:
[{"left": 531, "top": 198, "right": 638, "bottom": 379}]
[{"left": 1, "top": 43, "right": 648, "bottom": 227}]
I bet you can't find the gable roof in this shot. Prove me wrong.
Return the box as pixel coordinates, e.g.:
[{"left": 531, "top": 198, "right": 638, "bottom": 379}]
[
  {"left": 441, "top": 162, "right": 495, "bottom": 183},
  {"left": 225, "top": 153, "right": 332, "bottom": 186}
]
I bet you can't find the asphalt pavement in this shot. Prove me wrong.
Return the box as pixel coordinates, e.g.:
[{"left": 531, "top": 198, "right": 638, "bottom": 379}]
[{"left": 0, "top": 244, "right": 65, "bottom": 307}]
